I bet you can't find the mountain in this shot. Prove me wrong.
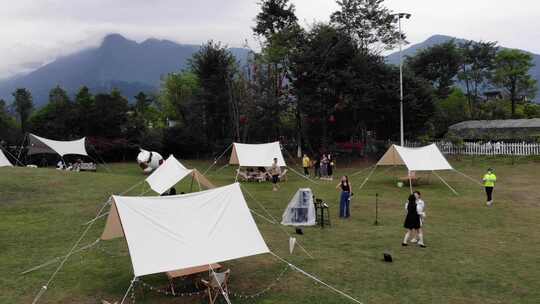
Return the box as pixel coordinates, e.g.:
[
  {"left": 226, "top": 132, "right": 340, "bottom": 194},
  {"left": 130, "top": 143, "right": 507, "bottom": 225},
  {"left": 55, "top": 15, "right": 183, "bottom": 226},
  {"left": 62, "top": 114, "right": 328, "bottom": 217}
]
[
  {"left": 386, "top": 34, "right": 540, "bottom": 101},
  {"left": 0, "top": 34, "right": 250, "bottom": 106}
]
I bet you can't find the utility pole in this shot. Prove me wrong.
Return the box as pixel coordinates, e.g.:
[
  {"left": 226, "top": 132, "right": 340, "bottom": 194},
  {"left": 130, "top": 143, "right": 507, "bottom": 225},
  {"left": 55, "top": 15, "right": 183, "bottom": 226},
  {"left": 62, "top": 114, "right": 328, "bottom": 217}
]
[{"left": 392, "top": 12, "right": 411, "bottom": 146}]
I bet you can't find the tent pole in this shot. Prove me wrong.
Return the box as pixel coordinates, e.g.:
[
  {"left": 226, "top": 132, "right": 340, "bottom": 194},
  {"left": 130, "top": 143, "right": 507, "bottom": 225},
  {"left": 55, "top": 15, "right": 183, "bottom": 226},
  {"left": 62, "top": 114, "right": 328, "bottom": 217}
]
[
  {"left": 190, "top": 174, "right": 194, "bottom": 192},
  {"left": 408, "top": 174, "right": 413, "bottom": 194},
  {"left": 433, "top": 171, "right": 459, "bottom": 195},
  {"left": 235, "top": 166, "right": 240, "bottom": 182}
]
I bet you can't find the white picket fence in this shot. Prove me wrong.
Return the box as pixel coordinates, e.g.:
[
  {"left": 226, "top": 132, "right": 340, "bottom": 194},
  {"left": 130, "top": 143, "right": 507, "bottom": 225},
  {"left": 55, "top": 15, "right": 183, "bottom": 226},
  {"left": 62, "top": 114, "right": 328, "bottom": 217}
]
[{"left": 405, "top": 141, "right": 540, "bottom": 156}]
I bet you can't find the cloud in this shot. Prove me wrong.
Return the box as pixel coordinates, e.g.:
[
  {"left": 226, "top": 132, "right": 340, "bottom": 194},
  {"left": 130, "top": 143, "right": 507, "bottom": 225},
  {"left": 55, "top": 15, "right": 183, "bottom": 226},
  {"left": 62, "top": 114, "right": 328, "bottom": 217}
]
[{"left": 0, "top": 0, "right": 538, "bottom": 79}]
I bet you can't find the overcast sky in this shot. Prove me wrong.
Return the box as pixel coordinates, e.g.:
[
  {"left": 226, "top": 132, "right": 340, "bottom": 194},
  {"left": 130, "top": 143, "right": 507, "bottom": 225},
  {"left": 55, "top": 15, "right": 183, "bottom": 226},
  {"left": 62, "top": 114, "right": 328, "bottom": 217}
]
[{"left": 1, "top": 0, "right": 539, "bottom": 79}]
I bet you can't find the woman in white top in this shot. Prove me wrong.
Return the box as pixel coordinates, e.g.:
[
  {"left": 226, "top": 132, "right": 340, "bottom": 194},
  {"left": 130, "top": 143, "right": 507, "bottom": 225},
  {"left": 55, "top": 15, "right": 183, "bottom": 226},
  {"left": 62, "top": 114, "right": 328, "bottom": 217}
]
[{"left": 412, "top": 191, "right": 426, "bottom": 248}]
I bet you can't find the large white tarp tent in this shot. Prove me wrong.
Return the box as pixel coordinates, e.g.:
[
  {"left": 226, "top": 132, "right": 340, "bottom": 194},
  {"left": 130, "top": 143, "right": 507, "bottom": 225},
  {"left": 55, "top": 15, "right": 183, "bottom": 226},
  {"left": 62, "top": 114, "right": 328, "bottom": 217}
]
[
  {"left": 28, "top": 133, "right": 88, "bottom": 157},
  {"left": 229, "top": 142, "right": 286, "bottom": 167},
  {"left": 145, "top": 155, "right": 214, "bottom": 194},
  {"left": 100, "top": 183, "right": 269, "bottom": 277},
  {"left": 281, "top": 188, "right": 316, "bottom": 227},
  {"left": 0, "top": 149, "right": 12, "bottom": 167},
  {"left": 356, "top": 144, "right": 459, "bottom": 195},
  {"left": 377, "top": 144, "right": 453, "bottom": 171}
]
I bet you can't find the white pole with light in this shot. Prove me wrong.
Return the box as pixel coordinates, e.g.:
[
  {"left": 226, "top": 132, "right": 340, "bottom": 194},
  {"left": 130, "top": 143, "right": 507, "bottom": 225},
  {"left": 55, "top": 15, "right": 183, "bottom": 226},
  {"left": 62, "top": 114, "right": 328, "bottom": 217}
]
[{"left": 393, "top": 12, "right": 411, "bottom": 146}]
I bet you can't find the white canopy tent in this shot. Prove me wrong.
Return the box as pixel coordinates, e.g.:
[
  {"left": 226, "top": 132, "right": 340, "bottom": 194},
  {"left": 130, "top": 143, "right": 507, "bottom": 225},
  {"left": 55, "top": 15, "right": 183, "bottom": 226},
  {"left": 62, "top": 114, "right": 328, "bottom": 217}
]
[
  {"left": 101, "top": 183, "right": 269, "bottom": 277},
  {"left": 145, "top": 155, "right": 214, "bottom": 195},
  {"left": 377, "top": 144, "right": 453, "bottom": 171},
  {"left": 28, "top": 133, "right": 88, "bottom": 157},
  {"left": 0, "top": 149, "right": 13, "bottom": 167},
  {"left": 358, "top": 144, "right": 459, "bottom": 195},
  {"left": 229, "top": 142, "right": 286, "bottom": 167},
  {"left": 281, "top": 188, "right": 316, "bottom": 227}
]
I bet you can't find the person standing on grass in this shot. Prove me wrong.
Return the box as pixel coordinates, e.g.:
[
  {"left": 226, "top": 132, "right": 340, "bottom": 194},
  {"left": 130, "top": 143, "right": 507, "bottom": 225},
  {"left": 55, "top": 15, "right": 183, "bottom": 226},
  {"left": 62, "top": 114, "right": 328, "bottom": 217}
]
[
  {"left": 411, "top": 191, "right": 426, "bottom": 248},
  {"left": 483, "top": 168, "right": 497, "bottom": 206},
  {"left": 314, "top": 155, "right": 321, "bottom": 179},
  {"left": 270, "top": 157, "right": 281, "bottom": 192},
  {"left": 302, "top": 154, "right": 311, "bottom": 176},
  {"left": 403, "top": 194, "right": 421, "bottom": 247},
  {"left": 336, "top": 176, "right": 352, "bottom": 218},
  {"left": 327, "top": 153, "right": 334, "bottom": 180},
  {"left": 321, "top": 154, "right": 328, "bottom": 180}
]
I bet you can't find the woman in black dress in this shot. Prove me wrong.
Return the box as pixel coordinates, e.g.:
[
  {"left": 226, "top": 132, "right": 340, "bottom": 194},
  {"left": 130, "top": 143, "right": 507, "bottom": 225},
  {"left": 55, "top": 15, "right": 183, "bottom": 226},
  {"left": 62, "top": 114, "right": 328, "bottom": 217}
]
[{"left": 402, "top": 194, "right": 421, "bottom": 246}]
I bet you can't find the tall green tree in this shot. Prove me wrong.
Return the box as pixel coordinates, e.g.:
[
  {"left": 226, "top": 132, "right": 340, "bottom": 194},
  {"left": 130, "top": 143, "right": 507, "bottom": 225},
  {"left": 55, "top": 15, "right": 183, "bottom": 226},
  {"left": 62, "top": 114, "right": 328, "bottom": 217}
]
[
  {"left": 291, "top": 23, "right": 358, "bottom": 148},
  {"left": 253, "top": 0, "right": 298, "bottom": 39},
  {"left": 492, "top": 49, "right": 538, "bottom": 116},
  {"left": 159, "top": 72, "right": 200, "bottom": 125},
  {"left": 190, "top": 41, "right": 238, "bottom": 143},
  {"left": 134, "top": 92, "right": 152, "bottom": 115},
  {"left": 74, "top": 86, "right": 94, "bottom": 136},
  {"left": 29, "top": 86, "right": 75, "bottom": 138},
  {"left": 458, "top": 41, "right": 497, "bottom": 115},
  {"left": 90, "top": 89, "right": 129, "bottom": 138},
  {"left": 0, "top": 99, "right": 17, "bottom": 141},
  {"left": 253, "top": 0, "right": 303, "bottom": 144},
  {"left": 12, "top": 88, "right": 34, "bottom": 134},
  {"left": 406, "top": 40, "right": 462, "bottom": 99},
  {"left": 330, "top": 0, "right": 401, "bottom": 52}
]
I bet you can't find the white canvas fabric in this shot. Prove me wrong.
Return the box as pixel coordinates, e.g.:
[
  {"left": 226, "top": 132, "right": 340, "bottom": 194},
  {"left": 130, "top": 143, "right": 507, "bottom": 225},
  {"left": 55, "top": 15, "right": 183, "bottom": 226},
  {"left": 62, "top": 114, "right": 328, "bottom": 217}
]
[
  {"left": 229, "top": 142, "right": 286, "bottom": 167},
  {"left": 281, "top": 188, "right": 316, "bottom": 226},
  {"left": 104, "top": 183, "right": 269, "bottom": 277},
  {"left": 145, "top": 155, "right": 193, "bottom": 194},
  {"left": 377, "top": 144, "right": 453, "bottom": 171},
  {"left": 28, "top": 133, "right": 88, "bottom": 157},
  {"left": 0, "top": 149, "right": 12, "bottom": 167}
]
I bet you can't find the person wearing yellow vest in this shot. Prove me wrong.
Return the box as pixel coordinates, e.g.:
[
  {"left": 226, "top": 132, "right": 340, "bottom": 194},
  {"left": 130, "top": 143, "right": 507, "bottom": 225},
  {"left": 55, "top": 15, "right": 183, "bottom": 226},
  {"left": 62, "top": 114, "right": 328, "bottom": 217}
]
[
  {"left": 483, "top": 168, "right": 497, "bottom": 206},
  {"left": 302, "top": 154, "right": 311, "bottom": 176}
]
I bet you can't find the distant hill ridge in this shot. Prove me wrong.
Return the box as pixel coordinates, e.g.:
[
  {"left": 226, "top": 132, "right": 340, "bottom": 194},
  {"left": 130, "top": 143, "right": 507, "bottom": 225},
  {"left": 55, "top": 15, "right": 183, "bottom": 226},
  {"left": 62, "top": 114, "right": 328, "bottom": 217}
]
[
  {"left": 0, "top": 33, "right": 250, "bottom": 106},
  {"left": 385, "top": 34, "right": 540, "bottom": 101},
  {"left": 1, "top": 34, "right": 538, "bottom": 105}
]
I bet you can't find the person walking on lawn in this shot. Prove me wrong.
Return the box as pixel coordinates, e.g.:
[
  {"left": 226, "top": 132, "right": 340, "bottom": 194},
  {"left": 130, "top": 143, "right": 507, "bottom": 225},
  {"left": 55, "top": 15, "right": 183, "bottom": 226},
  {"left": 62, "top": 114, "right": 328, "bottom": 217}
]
[
  {"left": 270, "top": 157, "right": 281, "bottom": 192},
  {"left": 483, "top": 168, "right": 497, "bottom": 206},
  {"left": 410, "top": 191, "right": 426, "bottom": 248},
  {"left": 402, "top": 194, "right": 421, "bottom": 247}
]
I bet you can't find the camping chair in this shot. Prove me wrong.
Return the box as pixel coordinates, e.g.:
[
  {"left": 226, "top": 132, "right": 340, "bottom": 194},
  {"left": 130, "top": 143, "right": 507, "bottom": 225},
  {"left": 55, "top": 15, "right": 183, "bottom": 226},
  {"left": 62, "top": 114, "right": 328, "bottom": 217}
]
[
  {"left": 201, "top": 269, "right": 231, "bottom": 304},
  {"left": 236, "top": 169, "right": 249, "bottom": 182},
  {"left": 279, "top": 169, "right": 288, "bottom": 182}
]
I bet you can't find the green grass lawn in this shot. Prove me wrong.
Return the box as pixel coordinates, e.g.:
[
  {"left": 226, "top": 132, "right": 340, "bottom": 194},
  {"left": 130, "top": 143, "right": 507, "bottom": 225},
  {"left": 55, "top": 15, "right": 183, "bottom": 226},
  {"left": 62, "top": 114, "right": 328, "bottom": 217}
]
[{"left": 1, "top": 157, "right": 540, "bottom": 304}]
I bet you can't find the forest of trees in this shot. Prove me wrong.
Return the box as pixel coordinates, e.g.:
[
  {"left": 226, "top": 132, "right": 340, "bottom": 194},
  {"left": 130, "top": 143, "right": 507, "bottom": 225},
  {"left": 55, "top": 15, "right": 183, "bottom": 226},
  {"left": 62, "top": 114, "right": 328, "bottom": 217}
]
[{"left": 0, "top": 0, "right": 539, "bottom": 160}]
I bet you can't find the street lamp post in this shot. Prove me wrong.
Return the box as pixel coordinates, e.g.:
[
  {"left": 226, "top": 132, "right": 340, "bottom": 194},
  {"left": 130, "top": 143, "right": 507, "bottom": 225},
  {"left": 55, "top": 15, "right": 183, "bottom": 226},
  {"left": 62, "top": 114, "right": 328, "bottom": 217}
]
[{"left": 393, "top": 12, "right": 411, "bottom": 146}]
